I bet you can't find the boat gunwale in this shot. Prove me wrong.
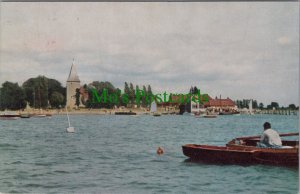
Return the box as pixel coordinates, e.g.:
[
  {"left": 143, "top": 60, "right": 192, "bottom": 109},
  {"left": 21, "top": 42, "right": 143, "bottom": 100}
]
[{"left": 182, "top": 143, "right": 299, "bottom": 154}]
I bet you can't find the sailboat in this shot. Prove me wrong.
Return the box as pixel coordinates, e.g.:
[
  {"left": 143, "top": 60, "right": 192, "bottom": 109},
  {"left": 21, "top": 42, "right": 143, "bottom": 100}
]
[
  {"left": 249, "top": 99, "right": 254, "bottom": 115},
  {"left": 66, "top": 108, "right": 75, "bottom": 133},
  {"left": 150, "top": 101, "right": 161, "bottom": 116}
]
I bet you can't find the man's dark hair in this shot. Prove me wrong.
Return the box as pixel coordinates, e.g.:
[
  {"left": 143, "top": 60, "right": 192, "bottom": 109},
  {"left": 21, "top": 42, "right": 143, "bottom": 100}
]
[{"left": 263, "top": 122, "right": 271, "bottom": 130}]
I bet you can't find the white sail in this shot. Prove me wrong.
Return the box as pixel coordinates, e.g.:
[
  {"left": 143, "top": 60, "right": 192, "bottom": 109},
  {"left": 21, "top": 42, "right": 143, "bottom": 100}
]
[
  {"left": 66, "top": 107, "right": 75, "bottom": 133},
  {"left": 150, "top": 101, "right": 157, "bottom": 113},
  {"left": 249, "top": 99, "right": 253, "bottom": 113}
]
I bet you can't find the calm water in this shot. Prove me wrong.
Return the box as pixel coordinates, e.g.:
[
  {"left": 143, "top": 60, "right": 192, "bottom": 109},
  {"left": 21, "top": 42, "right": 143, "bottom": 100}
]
[{"left": 0, "top": 114, "right": 298, "bottom": 193}]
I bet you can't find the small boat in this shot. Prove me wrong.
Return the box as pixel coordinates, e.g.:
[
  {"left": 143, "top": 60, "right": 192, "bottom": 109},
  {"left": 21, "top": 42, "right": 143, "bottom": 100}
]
[
  {"left": 182, "top": 132, "right": 299, "bottom": 167},
  {"left": 219, "top": 111, "right": 240, "bottom": 115},
  {"left": 203, "top": 115, "right": 217, "bottom": 118},
  {"left": 0, "top": 113, "right": 20, "bottom": 120},
  {"left": 150, "top": 101, "right": 161, "bottom": 117},
  {"left": 115, "top": 111, "right": 137, "bottom": 115},
  {"left": 33, "top": 114, "right": 47, "bottom": 118},
  {"left": 153, "top": 112, "right": 161, "bottom": 117},
  {"left": 20, "top": 113, "right": 30, "bottom": 118},
  {"left": 66, "top": 108, "right": 75, "bottom": 133}
]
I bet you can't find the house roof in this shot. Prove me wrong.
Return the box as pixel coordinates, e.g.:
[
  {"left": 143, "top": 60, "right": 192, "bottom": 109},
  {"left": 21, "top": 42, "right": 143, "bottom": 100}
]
[
  {"left": 67, "top": 64, "right": 80, "bottom": 82},
  {"left": 204, "top": 97, "right": 235, "bottom": 107}
]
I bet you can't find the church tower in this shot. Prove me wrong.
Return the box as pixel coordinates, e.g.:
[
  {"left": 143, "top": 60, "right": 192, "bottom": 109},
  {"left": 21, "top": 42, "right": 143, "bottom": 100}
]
[{"left": 66, "top": 63, "right": 81, "bottom": 109}]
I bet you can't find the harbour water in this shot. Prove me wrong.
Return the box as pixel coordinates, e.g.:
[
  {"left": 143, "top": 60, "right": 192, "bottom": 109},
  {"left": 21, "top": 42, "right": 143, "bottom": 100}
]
[{"left": 0, "top": 114, "right": 298, "bottom": 193}]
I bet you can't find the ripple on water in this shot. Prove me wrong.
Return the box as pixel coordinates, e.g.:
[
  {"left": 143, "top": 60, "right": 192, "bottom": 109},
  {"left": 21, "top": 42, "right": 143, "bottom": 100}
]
[{"left": 0, "top": 115, "right": 298, "bottom": 193}]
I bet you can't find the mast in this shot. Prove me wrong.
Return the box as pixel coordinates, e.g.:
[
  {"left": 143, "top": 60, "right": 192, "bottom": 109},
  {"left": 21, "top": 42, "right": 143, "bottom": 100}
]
[{"left": 66, "top": 107, "right": 71, "bottom": 127}]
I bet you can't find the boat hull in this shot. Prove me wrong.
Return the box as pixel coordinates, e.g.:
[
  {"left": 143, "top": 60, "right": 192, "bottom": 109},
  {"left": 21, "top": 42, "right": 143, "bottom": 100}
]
[
  {"left": 182, "top": 144, "right": 298, "bottom": 167},
  {"left": 0, "top": 115, "right": 20, "bottom": 120},
  {"left": 115, "top": 112, "right": 137, "bottom": 115},
  {"left": 182, "top": 144, "right": 255, "bottom": 165}
]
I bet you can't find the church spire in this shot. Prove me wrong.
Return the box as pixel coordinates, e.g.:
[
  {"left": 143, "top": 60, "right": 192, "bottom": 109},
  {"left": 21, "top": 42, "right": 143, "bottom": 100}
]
[{"left": 67, "top": 62, "right": 80, "bottom": 82}]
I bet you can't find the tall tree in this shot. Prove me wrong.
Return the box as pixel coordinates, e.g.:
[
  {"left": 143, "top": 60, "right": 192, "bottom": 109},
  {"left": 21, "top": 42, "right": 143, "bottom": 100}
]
[
  {"left": 252, "top": 100, "right": 258, "bottom": 109},
  {"left": 124, "top": 82, "right": 130, "bottom": 98},
  {"left": 147, "top": 85, "right": 152, "bottom": 96},
  {"left": 85, "top": 81, "right": 119, "bottom": 109},
  {"left": 75, "top": 88, "right": 81, "bottom": 107},
  {"left": 288, "top": 104, "right": 296, "bottom": 110},
  {"left": 135, "top": 85, "right": 141, "bottom": 107},
  {"left": 129, "top": 83, "right": 135, "bottom": 103},
  {"left": 0, "top": 81, "right": 26, "bottom": 110},
  {"left": 189, "top": 86, "right": 194, "bottom": 94},
  {"left": 259, "top": 103, "right": 264, "bottom": 109},
  {"left": 193, "top": 86, "right": 199, "bottom": 95},
  {"left": 270, "top": 102, "right": 279, "bottom": 109},
  {"left": 49, "top": 91, "right": 64, "bottom": 108},
  {"left": 23, "top": 76, "right": 65, "bottom": 108},
  {"left": 142, "top": 85, "right": 147, "bottom": 107}
]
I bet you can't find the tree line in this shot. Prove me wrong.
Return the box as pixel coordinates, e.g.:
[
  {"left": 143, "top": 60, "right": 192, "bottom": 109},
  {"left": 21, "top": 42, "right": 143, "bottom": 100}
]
[
  {"left": 0, "top": 76, "right": 66, "bottom": 110},
  {"left": 0, "top": 76, "right": 155, "bottom": 110},
  {"left": 235, "top": 99, "right": 298, "bottom": 110},
  {"left": 1, "top": 76, "right": 298, "bottom": 111},
  {"left": 83, "top": 81, "right": 153, "bottom": 109}
]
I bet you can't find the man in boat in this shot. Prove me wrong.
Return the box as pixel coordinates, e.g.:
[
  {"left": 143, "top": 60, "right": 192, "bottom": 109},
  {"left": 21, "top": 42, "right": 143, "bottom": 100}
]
[{"left": 257, "top": 122, "right": 282, "bottom": 148}]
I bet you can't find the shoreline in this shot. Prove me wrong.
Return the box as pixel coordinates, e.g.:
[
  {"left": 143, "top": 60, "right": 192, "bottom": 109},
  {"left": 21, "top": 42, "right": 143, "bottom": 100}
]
[{"left": 0, "top": 107, "right": 178, "bottom": 115}]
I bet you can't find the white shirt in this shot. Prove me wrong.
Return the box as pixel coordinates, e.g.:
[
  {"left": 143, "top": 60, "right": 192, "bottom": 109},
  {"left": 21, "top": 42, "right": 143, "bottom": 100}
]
[{"left": 260, "top": 128, "right": 282, "bottom": 147}]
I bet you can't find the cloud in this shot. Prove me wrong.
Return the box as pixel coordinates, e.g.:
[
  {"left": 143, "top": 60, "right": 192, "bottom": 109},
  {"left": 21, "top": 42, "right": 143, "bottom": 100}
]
[{"left": 0, "top": 2, "right": 299, "bottom": 106}]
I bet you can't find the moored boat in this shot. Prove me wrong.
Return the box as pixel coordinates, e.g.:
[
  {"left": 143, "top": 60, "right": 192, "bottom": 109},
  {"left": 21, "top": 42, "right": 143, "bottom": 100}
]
[
  {"left": 150, "top": 101, "right": 161, "bottom": 116},
  {"left": 32, "top": 114, "right": 47, "bottom": 118},
  {"left": 203, "top": 115, "right": 217, "bottom": 118},
  {"left": 115, "top": 111, "right": 137, "bottom": 115},
  {"left": 219, "top": 111, "right": 240, "bottom": 115},
  {"left": 20, "top": 113, "right": 30, "bottom": 118},
  {"left": 0, "top": 114, "right": 20, "bottom": 120}
]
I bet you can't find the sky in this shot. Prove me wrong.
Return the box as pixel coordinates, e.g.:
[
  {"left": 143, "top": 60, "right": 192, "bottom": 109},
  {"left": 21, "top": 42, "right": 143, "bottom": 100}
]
[{"left": 0, "top": 2, "right": 299, "bottom": 106}]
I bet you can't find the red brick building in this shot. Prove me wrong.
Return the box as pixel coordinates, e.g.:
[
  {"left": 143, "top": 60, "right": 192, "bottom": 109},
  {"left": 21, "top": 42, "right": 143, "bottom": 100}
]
[{"left": 203, "top": 96, "right": 236, "bottom": 108}]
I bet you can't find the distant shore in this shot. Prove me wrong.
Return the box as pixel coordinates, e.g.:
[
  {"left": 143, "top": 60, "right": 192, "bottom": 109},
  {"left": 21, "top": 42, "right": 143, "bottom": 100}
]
[{"left": 1, "top": 107, "right": 178, "bottom": 115}]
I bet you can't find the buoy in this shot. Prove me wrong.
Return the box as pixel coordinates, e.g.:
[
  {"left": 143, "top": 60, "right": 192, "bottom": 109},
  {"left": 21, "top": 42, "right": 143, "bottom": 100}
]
[{"left": 156, "top": 147, "right": 164, "bottom": 155}]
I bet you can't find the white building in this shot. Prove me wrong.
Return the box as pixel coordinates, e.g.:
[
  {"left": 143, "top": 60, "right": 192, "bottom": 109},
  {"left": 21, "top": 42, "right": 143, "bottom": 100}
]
[{"left": 66, "top": 63, "right": 81, "bottom": 109}]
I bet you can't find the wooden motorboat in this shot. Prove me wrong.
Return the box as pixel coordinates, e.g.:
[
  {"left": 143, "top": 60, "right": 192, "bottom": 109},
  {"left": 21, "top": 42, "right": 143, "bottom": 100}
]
[
  {"left": 182, "top": 144, "right": 257, "bottom": 164},
  {"left": 182, "top": 132, "right": 299, "bottom": 167}
]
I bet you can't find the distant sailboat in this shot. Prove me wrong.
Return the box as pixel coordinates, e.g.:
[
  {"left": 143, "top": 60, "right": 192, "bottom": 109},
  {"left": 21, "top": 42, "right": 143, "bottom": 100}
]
[
  {"left": 66, "top": 108, "right": 75, "bottom": 133},
  {"left": 249, "top": 99, "right": 254, "bottom": 115},
  {"left": 150, "top": 101, "right": 161, "bottom": 116}
]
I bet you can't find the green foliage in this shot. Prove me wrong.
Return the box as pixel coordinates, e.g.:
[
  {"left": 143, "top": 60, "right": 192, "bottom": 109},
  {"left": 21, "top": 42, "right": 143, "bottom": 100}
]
[
  {"left": 0, "top": 81, "right": 26, "bottom": 110},
  {"left": 49, "top": 91, "right": 65, "bottom": 108},
  {"left": 252, "top": 100, "right": 258, "bottom": 109},
  {"left": 269, "top": 102, "right": 279, "bottom": 109},
  {"left": 85, "top": 81, "right": 120, "bottom": 109},
  {"left": 23, "top": 76, "right": 65, "bottom": 108},
  {"left": 75, "top": 88, "right": 81, "bottom": 107},
  {"left": 129, "top": 83, "right": 135, "bottom": 103},
  {"left": 124, "top": 82, "right": 130, "bottom": 97},
  {"left": 189, "top": 86, "right": 199, "bottom": 95},
  {"left": 288, "top": 104, "right": 296, "bottom": 110},
  {"left": 142, "top": 85, "right": 148, "bottom": 107},
  {"left": 147, "top": 85, "right": 152, "bottom": 96}
]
